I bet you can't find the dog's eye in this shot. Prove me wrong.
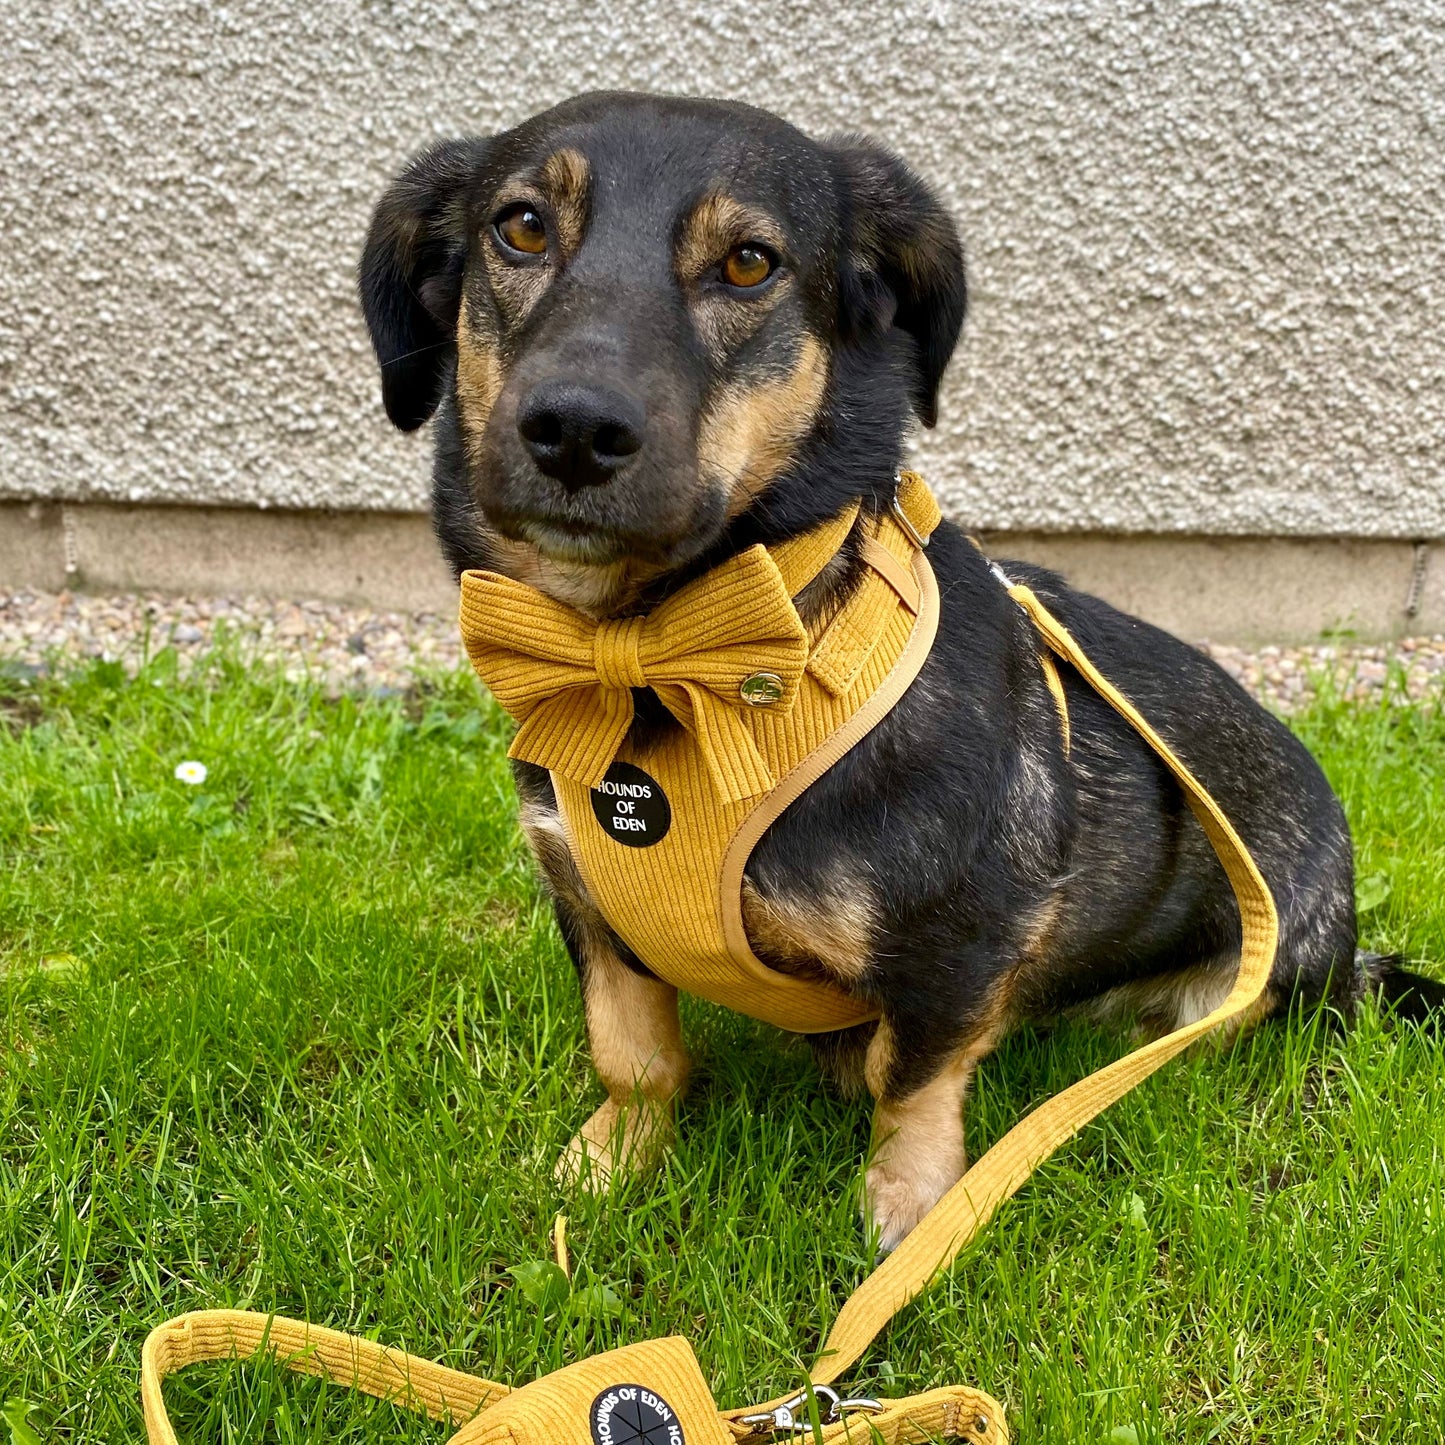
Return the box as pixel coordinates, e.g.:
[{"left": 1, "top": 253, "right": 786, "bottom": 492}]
[
  {"left": 721, "top": 243, "right": 776, "bottom": 289},
  {"left": 494, "top": 205, "right": 548, "bottom": 257}
]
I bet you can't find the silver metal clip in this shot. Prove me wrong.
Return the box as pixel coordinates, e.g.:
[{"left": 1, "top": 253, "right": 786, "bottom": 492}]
[
  {"left": 891, "top": 471, "right": 929, "bottom": 551},
  {"left": 988, "top": 559, "right": 1014, "bottom": 590},
  {"left": 738, "top": 1384, "right": 884, "bottom": 1436}
]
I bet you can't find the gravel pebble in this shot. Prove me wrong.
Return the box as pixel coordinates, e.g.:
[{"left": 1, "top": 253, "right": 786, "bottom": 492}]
[{"left": 2, "top": 587, "right": 1443, "bottom": 713}]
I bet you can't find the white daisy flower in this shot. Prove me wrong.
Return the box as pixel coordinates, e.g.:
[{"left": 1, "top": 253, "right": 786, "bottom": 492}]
[{"left": 174, "top": 760, "right": 208, "bottom": 785}]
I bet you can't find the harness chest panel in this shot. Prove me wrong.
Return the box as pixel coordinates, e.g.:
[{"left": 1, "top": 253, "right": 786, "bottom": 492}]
[{"left": 551, "top": 505, "right": 939, "bottom": 1034}]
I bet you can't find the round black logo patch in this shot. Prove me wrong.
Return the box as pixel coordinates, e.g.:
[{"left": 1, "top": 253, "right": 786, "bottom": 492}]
[
  {"left": 590, "top": 762, "right": 671, "bottom": 848},
  {"left": 590, "top": 1382, "right": 685, "bottom": 1445}
]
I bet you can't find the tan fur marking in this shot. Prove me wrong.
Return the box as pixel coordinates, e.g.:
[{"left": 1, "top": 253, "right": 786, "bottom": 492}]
[
  {"left": 862, "top": 983, "right": 1015, "bottom": 1250},
  {"left": 558, "top": 941, "right": 689, "bottom": 1192},
  {"left": 519, "top": 803, "right": 606, "bottom": 939},
  {"left": 481, "top": 174, "right": 552, "bottom": 323},
  {"left": 864, "top": 1048, "right": 974, "bottom": 1253},
  {"left": 522, "top": 803, "right": 690, "bottom": 1190},
  {"left": 454, "top": 323, "right": 503, "bottom": 465},
  {"left": 698, "top": 335, "right": 829, "bottom": 519},
  {"left": 676, "top": 193, "right": 786, "bottom": 282},
  {"left": 539, "top": 147, "right": 590, "bottom": 257},
  {"left": 485, "top": 528, "right": 664, "bottom": 618},
  {"left": 680, "top": 193, "right": 793, "bottom": 361},
  {"left": 523, "top": 798, "right": 677, "bottom": 1189},
  {"left": 482, "top": 242, "right": 551, "bottom": 325},
  {"left": 580, "top": 949, "right": 688, "bottom": 1104},
  {"left": 1220, "top": 988, "right": 1278, "bottom": 1039},
  {"left": 1019, "top": 893, "right": 1063, "bottom": 961},
  {"left": 1075, "top": 962, "right": 1277, "bottom": 1043},
  {"left": 1009, "top": 892, "right": 1065, "bottom": 1010},
  {"left": 862, "top": 1016, "right": 898, "bottom": 1103},
  {"left": 740, "top": 872, "right": 877, "bottom": 986}
]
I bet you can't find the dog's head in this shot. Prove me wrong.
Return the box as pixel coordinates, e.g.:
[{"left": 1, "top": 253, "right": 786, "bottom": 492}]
[{"left": 360, "top": 92, "right": 964, "bottom": 610}]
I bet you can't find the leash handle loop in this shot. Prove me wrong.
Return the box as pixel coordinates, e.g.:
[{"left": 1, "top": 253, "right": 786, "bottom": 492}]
[{"left": 141, "top": 1309, "right": 509, "bottom": 1444}]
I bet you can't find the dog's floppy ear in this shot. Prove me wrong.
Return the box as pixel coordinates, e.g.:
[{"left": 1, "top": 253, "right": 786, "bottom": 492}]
[
  {"left": 827, "top": 136, "right": 966, "bottom": 428},
  {"left": 358, "top": 138, "right": 489, "bottom": 431}
]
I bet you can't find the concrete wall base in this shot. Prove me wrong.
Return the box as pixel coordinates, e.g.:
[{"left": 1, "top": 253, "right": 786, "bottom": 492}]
[
  {"left": 1, "top": 500, "right": 453, "bottom": 618},
  {"left": 3, "top": 501, "right": 1440, "bottom": 645}
]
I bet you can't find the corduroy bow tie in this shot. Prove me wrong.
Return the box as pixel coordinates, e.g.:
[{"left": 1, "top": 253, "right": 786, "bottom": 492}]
[{"left": 459, "top": 544, "right": 809, "bottom": 804}]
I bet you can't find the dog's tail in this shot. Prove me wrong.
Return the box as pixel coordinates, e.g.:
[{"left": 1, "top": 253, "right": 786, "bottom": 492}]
[{"left": 1360, "top": 950, "right": 1445, "bottom": 1024}]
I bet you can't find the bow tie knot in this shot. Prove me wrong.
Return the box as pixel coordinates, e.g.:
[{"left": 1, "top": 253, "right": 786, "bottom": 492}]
[
  {"left": 593, "top": 616, "right": 648, "bottom": 692},
  {"left": 459, "top": 544, "right": 810, "bottom": 804}
]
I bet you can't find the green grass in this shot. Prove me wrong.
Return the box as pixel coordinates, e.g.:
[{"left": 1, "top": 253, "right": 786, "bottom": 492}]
[{"left": 1, "top": 643, "right": 1442, "bottom": 1443}]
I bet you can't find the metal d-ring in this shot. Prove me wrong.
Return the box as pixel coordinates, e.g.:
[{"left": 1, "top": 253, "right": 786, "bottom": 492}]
[{"left": 891, "top": 471, "right": 929, "bottom": 551}]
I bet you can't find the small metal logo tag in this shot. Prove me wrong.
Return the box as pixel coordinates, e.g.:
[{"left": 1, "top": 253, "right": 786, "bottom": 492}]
[{"left": 739, "top": 671, "right": 784, "bottom": 706}]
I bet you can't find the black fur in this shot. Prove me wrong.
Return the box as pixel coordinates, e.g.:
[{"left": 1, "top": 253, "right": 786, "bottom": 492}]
[
  {"left": 1370, "top": 953, "right": 1445, "bottom": 1026},
  {"left": 359, "top": 91, "right": 1440, "bottom": 1240},
  {"left": 359, "top": 138, "right": 487, "bottom": 431}
]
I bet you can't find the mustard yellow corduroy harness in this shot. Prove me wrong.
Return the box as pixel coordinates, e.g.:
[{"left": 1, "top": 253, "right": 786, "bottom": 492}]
[
  {"left": 142, "top": 475, "right": 1279, "bottom": 1444},
  {"left": 461, "top": 471, "right": 947, "bottom": 1032}
]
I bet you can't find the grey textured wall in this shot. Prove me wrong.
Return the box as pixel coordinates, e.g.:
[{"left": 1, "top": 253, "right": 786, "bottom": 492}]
[{"left": 3, "top": 1, "right": 1443, "bottom": 536}]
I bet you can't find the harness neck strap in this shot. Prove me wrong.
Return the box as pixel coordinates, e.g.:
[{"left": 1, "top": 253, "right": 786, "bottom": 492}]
[
  {"left": 769, "top": 471, "right": 942, "bottom": 598},
  {"left": 769, "top": 500, "right": 860, "bottom": 595}
]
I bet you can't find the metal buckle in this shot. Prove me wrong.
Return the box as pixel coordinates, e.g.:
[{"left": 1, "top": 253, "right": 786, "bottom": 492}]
[
  {"left": 890, "top": 471, "right": 929, "bottom": 550},
  {"left": 737, "top": 1384, "right": 885, "bottom": 1437}
]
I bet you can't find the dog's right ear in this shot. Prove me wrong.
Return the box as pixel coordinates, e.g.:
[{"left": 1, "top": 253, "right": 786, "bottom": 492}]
[
  {"left": 358, "top": 138, "right": 489, "bottom": 431},
  {"left": 826, "top": 136, "right": 965, "bottom": 429}
]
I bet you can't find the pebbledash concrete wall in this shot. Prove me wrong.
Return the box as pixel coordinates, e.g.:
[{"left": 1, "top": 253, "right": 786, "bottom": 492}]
[{"left": 2, "top": 1, "right": 1444, "bottom": 638}]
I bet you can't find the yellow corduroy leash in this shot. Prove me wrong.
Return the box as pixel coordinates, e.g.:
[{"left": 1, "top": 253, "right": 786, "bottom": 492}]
[{"left": 141, "top": 490, "right": 1278, "bottom": 1444}]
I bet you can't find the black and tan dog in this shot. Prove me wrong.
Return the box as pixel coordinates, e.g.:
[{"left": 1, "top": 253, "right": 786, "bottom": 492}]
[{"left": 360, "top": 91, "right": 1441, "bottom": 1250}]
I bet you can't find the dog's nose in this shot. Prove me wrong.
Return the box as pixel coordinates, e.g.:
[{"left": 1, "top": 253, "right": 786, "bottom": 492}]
[{"left": 516, "top": 381, "right": 645, "bottom": 491}]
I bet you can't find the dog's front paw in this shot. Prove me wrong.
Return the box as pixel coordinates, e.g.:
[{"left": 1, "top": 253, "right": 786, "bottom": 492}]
[
  {"left": 555, "top": 1097, "right": 673, "bottom": 1192},
  {"left": 863, "top": 1146, "right": 965, "bottom": 1254}
]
